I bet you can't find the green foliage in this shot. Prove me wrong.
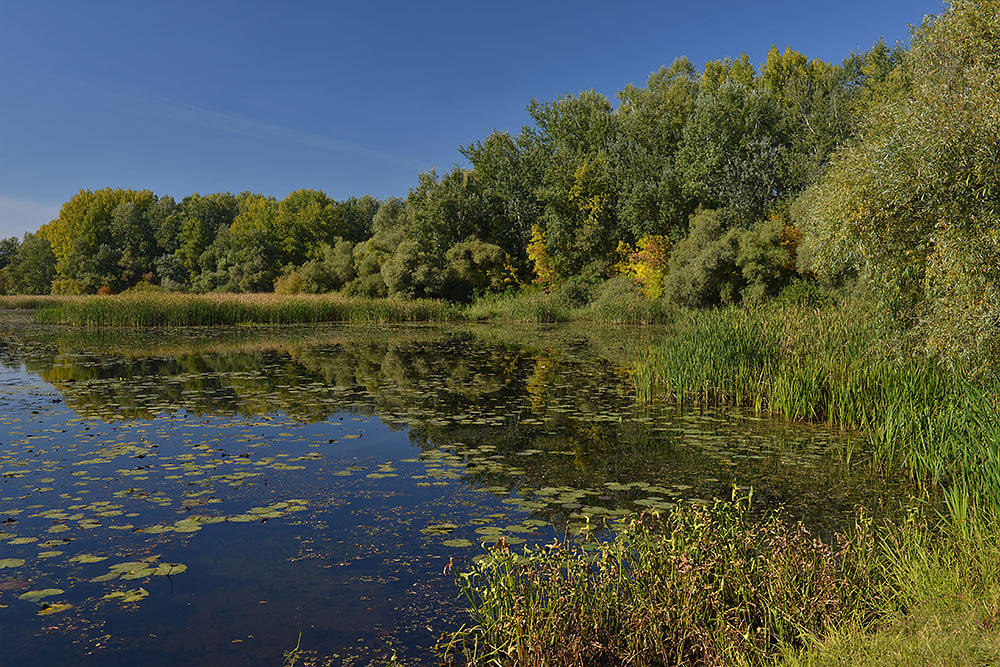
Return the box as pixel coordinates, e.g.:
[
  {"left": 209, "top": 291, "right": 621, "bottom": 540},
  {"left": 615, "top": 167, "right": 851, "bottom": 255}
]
[
  {"left": 442, "top": 237, "right": 511, "bottom": 301},
  {"left": 797, "top": 0, "right": 1000, "bottom": 363},
  {"left": 274, "top": 271, "right": 307, "bottom": 294},
  {"left": 3, "top": 232, "right": 56, "bottom": 294},
  {"left": 343, "top": 273, "right": 387, "bottom": 298},
  {"left": 587, "top": 275, "right": 672, "bottom": 324},
  {"left": 662, "top": 209, "right": 743, "bottom": 306},
  {"left": 381, "top": 240, "right": 442, "bottom": 298},
  {"left": 737, "top": 216, "right": 801, "bottom": 303},
  {"left": 440, "top": 494, "right": 878, "bottom": 667},
  {"left": 298, "top": 240, "right": 357, "bottom": 293}
]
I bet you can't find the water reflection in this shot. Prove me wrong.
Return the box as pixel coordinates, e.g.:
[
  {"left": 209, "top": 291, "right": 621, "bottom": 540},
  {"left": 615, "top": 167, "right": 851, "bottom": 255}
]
[{"left": 0, "top": 317, "right": 910, "bottom": 666}]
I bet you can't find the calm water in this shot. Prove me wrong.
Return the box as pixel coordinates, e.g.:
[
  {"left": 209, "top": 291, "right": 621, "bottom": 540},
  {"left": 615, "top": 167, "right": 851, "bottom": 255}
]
[{"left": 0, "top": 315, "right": 911, "bottom": 665}]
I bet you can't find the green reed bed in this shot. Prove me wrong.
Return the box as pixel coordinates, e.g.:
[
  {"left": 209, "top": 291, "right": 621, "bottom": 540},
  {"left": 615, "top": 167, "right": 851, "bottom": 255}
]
[
  {"left": 0, "top": 294, "right": 82, "bottom": 310},
  {"left": 433, "top": 303, "right": 1000, "bottom": 667},
  {"left": 438, "top": 493, "right": 881, "bottom": 667},
  {"left": 464, "top": 287, "right": 673, "bottom": 324},
  {"left": 632, "top": 304, "right": 1000, "bottom": 510},
  {"left": 32, "top": 293, "right": 459, "bottom": 326}
]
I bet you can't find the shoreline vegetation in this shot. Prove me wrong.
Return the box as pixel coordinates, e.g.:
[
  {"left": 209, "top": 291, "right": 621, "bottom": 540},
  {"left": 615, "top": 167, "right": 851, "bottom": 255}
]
[
  {"left": 3, "top": 0, "right": 998, "bottom": 664},
  {"left": 9, "top": 293, "right": 1000, "bottom": 665},
  {"left": 0, "top": 286, "right": 676, "bottom": 326},
  {"left": 432, "top": 299, "right": 1000, "bottom": 666}
]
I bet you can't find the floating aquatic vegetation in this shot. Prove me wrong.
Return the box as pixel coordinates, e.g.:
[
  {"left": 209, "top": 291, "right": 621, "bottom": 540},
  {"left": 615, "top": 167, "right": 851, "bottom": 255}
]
[{"left": 0, "top": 316, "right": 912, "bottom": 666}]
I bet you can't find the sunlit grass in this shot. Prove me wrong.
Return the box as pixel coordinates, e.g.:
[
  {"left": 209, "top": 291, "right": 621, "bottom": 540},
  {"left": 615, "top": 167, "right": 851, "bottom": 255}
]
[
  {"left": 632, "top": 303, "right": 1000, "bottom": 512},
  {"left": 438, "top": 493, "right": 882, "bottom": 667},
  {"left": 28, "top": 293, "right": 459, "bottom": 326}
]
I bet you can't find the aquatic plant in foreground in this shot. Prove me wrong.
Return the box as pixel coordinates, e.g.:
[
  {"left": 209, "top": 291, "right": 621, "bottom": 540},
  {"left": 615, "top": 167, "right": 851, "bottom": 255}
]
[{"left": 437, "top": 492, "right": 880, "bottom": 667}]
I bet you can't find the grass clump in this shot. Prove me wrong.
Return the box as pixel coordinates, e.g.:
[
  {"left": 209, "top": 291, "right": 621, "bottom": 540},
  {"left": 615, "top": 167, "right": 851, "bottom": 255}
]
[
  {"left": 783, "top": 505, "right": 1000, "bottom": 667},
  {"left": 32, "top": 293, "right": 459, "bottom": 326},
  {"left": 464, "top": 279, "right": 674, "bottom": 324},
  {"left": 438, "top": 493, "right": 879, "bottom": 667},
  {"left": 632, "top": 303, "right": 1000, "bottom": 510},
  {"left": 0, "top": 295, "right": 81, "bottom": 310}
]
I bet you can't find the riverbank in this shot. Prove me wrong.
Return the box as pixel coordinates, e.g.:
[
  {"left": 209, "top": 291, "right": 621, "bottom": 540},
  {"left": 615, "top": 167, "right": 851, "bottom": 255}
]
[
  {"left": 0, "top": 281, "right": 675, "bottom": 326},
  {"left": 429, "top": 303, "right": 1000, "bottom": 666}
]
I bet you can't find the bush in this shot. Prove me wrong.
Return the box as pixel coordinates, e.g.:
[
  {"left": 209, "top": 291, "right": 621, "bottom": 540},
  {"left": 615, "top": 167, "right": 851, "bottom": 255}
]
[
  {"left": 343, "top": 273, "right": 387, "bottom": 298},
  {"left": 443, "top": 238, "right": 511, "bottom": 301},
  {"left": 274, "top": 271, "right": 306, "bottom": 294},
  {"left": 587, "top": 276, "right": 672, "bottom": 324},
  {"left": 51, "top": 278, "right": 85, "bottom": 295},
  {"left": 736, "top": 216, "right": 801, "bottom": 303},
  {"left": 440, "top": 494, "right": 878, "bottom": 667},
  {"left": 381, "top": 241, "right": 443, "bottom": 298},
  {"left": 555, "top": 276, "right": 594, "bottom": 307},
  {"left": 663, "top": 209, "right": 743, "bottom": 307},
  {"left": 298, "top": 240, "right": 357, "bottom": 293}
]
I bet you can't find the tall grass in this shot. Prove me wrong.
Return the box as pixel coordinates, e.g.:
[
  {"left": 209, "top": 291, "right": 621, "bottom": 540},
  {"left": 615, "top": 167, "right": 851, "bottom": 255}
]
[
  {"left": 0, "top": 295, "right": 81, "bottom": 310},
  {"left": 429, "top": 302, "right": 1000, "bottom": 667},
  {"left": 31, "top": 293, "right": 459, "bottom": 326},
  {"left": 464, "top": 286, "right": 673, "bottom": 324},
  {"left": 632, "top": 303, "right": 1000, "bottom": 512},
  {"left": 438, "top": 493, "right": 880, "bottom": 667}
]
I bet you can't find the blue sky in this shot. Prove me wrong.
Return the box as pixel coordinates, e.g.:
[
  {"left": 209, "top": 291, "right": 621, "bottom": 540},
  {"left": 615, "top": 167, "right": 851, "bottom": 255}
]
[{"left": 0, "top": 0, "right": 942, "bottom": 239}]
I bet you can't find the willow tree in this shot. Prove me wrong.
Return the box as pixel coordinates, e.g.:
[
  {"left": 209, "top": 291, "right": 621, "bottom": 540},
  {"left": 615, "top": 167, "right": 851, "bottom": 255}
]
[{"left": 797, "top": 0, "right": 1000, "bottom": 362}]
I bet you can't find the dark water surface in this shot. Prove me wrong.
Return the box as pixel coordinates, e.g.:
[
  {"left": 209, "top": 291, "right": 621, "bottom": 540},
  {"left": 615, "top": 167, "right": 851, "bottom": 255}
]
[{"left": 0, "top": 315, "right": 910, "bottom": 665}]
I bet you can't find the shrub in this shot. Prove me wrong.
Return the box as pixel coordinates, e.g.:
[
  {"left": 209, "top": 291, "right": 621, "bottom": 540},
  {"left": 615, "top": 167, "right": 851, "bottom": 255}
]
[
  {"left": 443, "top": 237, "right": 512, "bottom": 301},
  {"left": 274, "top": 271, "right": 306, "bottom": 294},
  {"left": 343, "top": 273, "right": 387, "bottom": 298},
  {"left": 555, "top": 276, "right": 594, "bottom": 308},
  {"left": 440, "top": 493, "right": 877, "bottom": 667},
  {"left": 736, "top": 216, "right": 801, "bottom": 303},
  {"left": 616, "top": 234, "right": 671, "bottom": 300},
  {"left": 662, "top": 209, "right": 743, "bottom": 307},
  {"left": 381, "top": 241, "right": 443, "bottom": 298},
  {"left": 51, "top": 278, "right": 85, "bottom": 295}
]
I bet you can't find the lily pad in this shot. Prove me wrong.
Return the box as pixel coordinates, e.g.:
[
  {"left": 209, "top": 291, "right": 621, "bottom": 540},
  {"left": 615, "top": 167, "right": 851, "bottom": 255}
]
[
  {"left": 103, "top": 587, "right": 149, "bottom": 603},
  {"left": 19, "top": 588, "right": 64, "bottom": 603},
  {"left": 37, "top": 602, "right": 72, "bottom": 615},
  {"left": 69, "top": 554, "right": 108, "bottom": 564},
  {"left": 442, "top": 539, "right": 474, "bottom": 548}
]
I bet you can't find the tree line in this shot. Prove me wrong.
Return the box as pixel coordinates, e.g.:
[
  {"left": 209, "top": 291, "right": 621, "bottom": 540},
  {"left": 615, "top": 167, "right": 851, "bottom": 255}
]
[{"left": 2, "top": 0, "right": 996, "bottom": 357}]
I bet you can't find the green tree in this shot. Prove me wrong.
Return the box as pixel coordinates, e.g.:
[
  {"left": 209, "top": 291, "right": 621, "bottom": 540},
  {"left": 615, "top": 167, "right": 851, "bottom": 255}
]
[
  {"left": 615, "top": 57, "right": 699, "bottom": 239},
  {"left": 5, "top": 231, "right": 56, "bottom": 294},
  {"left": 174, "top": 192, "right": 240, "bottom": 278},
  {"left": 797, "top": 0, "right": 1000, "bottom": 360}
]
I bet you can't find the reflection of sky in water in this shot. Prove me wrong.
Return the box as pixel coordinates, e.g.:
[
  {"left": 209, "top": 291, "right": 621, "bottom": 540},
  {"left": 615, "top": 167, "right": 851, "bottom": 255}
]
[{"left": 0, "top": 321, "right": 913, "bottom": 665}]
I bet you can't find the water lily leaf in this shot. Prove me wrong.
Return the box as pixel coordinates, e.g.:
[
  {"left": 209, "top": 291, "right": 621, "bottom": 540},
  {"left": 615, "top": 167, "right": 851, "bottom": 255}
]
[
  {"left": 103, "top": 587, "right": 149, "bottom": 603},
  {"left": 0, "top": 558, "right": 25, "bottom": 569},
  {"left": 109, "top": 561, "right": 149, "bottom": 572},
  {"left": 37, "top": 602, "right": 72, "bottom": 615},
  {"left": 442, "top": 539, "right": 474, "bottom": 548},
  {"left": 139, "top": 524, "right": 173, "bottom": 534},
  {"left": 19, "top": 588, "right": 64, "bottom": 603},
  {"left": 152, "top": 563, "right": 187, "bottom": 576},
  {"left": 420, "top": 522, "right": 457, "bottom": 536},
  {"left": 69, "top": 554, "right": 108, "bottom": 564}
]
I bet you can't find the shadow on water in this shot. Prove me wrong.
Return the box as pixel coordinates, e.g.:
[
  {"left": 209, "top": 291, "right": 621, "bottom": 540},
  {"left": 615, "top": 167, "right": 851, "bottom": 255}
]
[{"left": 0, "top": 315, "right": 914, "bottom": 666}]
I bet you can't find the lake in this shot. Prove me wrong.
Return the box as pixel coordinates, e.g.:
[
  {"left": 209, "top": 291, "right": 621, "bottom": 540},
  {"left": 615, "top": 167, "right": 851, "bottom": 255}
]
[{"left": 0, "top": 313, "right": 911, "bottom": 665}]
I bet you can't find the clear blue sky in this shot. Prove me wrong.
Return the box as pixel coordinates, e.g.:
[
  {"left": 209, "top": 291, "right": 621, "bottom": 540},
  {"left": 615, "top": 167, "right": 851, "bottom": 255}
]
[{"left": 0, "top": 0, "right": 942, "bottom": 239}]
